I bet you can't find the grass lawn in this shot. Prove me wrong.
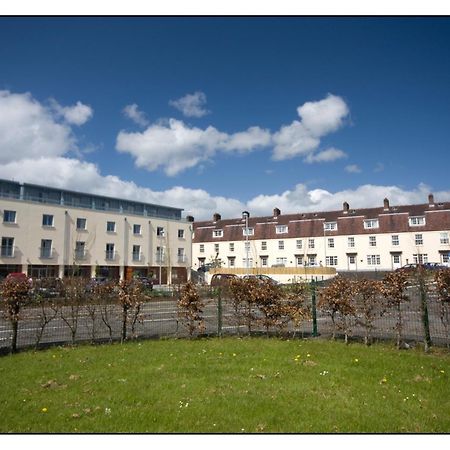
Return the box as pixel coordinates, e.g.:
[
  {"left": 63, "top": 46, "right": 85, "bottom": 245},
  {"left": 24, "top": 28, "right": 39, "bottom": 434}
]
[{"left": 0, "top": 337, "right": 449, "bottom": 433}]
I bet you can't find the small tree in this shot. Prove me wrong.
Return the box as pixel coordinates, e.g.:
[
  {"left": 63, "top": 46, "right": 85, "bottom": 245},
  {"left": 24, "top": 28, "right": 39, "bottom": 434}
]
[
  {"left": 381, "top": 270, "right": 410, "bottom": 349},
  {"left": 116, "top": 279, "right": 144, "bottom": 342},
  {"left": 0, "top": 277, "right": 31, "bottom": 353},
  {"left": 32, "top": 293, "right": 59, "bottom": 349},
  {"left": 282, "top": 282, "right": 311, "bottom": 338},
  {"left": 92, "top": 281, "right": 116, "bottom": 342},
  {"left": 318, "top": 275, "right": 355, "bottom": 343},
  {"left": 228, "top": 277, "right": 258, "bottom": 335},
  {"left": 177, "top": 281, "right": 205, "bottom": 337},
  {"left": 435, "top": 268, "right": 450, "bottom": 348},
  {"left": 353, "top": 278, "right": 383, "bottom": 345},
  {"left": 60, "top": 277, "right": 86, "bottom": 345}
]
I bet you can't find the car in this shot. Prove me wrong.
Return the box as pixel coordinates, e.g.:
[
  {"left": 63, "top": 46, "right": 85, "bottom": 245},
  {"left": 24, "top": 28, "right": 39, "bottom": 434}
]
[
  {"left": 242, "top": 274, "right": 279, "bottom": 285},
  {"left": 5, "top": 272, "right": 33, "bottom": 285},
  {"left": 210, "top": 273, "right": 239, "bottom": 287},
  {"left": 133, "top": 276, "right": 154, "bottom": 289}
]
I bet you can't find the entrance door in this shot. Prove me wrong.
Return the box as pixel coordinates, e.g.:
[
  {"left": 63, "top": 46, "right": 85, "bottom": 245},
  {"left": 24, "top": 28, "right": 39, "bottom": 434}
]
[
  {"left": 347, "top": 254, "right": 357, "bottom": 271},
  {"left": 391, "top": 254, "right": 402, "bottom": 270}
]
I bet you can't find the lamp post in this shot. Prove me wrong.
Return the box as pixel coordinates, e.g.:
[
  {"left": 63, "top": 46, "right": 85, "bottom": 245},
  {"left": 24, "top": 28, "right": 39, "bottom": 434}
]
[{"left": 242, "top": 211, "right": 250, "bottom": 275}]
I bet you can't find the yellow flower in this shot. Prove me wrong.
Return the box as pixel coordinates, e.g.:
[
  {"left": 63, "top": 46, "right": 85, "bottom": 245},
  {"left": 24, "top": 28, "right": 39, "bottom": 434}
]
[
  {"left": 440, "top": 370, "right": 445, "bottom": 374},
  {"left": 41, "top": 407, "right": 48, "bottom": 413},
  {"left": 354, "top": 358, "right": 359, "bottom": 363}
]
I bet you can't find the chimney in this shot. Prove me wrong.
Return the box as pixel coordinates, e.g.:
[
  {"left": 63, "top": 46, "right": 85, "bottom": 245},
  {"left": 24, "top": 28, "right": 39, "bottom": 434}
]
[
  {"left": 213, "top": 213, "right": 221, "bottom": 222},
  {"left": 383, "top": 198, "right": 390, "bottom": 211},
  {"left": 428, "top": 193, "right": 435, "bottom": 207},
  {"left": 186, "top": 215, "right": 194, "bottom": 222},
  {"left": 343, "top": 202, "right": 349, "bottom": 214},
  {"left": 273, "top": 207, "right": 281, "bottom": 218}
]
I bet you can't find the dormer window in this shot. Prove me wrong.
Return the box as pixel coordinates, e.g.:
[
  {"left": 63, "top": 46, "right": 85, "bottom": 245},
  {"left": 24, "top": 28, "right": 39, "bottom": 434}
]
[
  {"left": 275, "top": 225, "right": 288, "bottom": 234},
  {"left": 243, "top": 227, "right": 254, "bottom": 236},
  {"left": 364, "top": 219, "right": 379, "bottom": 229},
  {"left": 409, "top": 216, "right": 426, "bottom": 226},
  {"left": 213, "top": 229, "right": 223, "bottom": 238},
  {"left": 324, "top": 222, "right": 337, "bottom": 231}
]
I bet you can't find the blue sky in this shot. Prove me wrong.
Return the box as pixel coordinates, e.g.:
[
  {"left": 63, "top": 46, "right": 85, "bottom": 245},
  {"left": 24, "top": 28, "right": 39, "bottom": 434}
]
[{"left": 1, "top": 17, "right": 450, "bottom": 219}]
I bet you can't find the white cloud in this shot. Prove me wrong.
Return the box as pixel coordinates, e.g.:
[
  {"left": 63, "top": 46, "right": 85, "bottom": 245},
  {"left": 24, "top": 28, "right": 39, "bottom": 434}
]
[
  {"left": 116, "top": 118, "right": 270, "bottom": 176},
  {"left": 57, "top": 101, "right": 93, "bottom": 125},
  {"left": 123, "top": 103, "right": 149, "bottom": 127},
  {"left": 0, "top": 90, "right": 76, "bottom": 163},
  {"left": 272, "top": 94, "right": 349, "bottom": 161},
  {"left": 1, "top": 155, "right": 448, "bottom": 221},
  {"left": 345, "top": 164, "right": 362, "bottom": 173},
  {"left": 305, "top": 147, "right": 347, "bottom": 164},
  {"left": 169, "top": 91, "right": 210, "bottom": 118}
]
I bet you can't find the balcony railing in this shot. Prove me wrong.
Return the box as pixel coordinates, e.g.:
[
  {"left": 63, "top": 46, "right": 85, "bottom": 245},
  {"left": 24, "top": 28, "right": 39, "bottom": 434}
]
[
  {"left": 177, "top": 255, "right": 187, "bottom": 264},
  {"left": 74, "top": 249, "right": 87, "bottom": 260},
  {"left": 39, "top": 247, "right": 53, "bottom": 259},
  {"left": 105, "top": 250, "right": 117, "bottom": 261},
  {"left": 155, "top": 253, "right": 166, "bottom": 264},
  {"left": 0, "top": 245, "right": 15, "bottom": 258},
  {"left": 132, "top": 252, "right": 143, "bottom": 262}
]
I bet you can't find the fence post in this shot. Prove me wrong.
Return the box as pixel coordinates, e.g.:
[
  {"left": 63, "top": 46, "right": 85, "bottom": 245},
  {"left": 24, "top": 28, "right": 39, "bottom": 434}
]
[
  {"left": 217, "top": 287, "right": 223, "bottom": 337},
  {"left": 311, "top": 278, "right": 318, "bottom": 337},
  {"left": 419, "top": 273, "right": 432, "bottom": 351}
]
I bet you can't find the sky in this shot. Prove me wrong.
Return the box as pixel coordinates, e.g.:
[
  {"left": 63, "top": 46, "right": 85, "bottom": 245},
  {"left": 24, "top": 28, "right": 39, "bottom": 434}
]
[{"left": 1, "top": 16, "right": 450, "bottom": 220}]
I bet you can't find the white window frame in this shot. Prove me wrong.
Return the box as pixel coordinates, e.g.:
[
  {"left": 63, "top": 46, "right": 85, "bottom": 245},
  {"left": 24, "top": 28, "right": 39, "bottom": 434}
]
[
  {"left": 261, "top": 241, "right": 267, "bottom": 251},
  {"left": 296, "top": 239, "right": 303, "bottom": 250},
  {"left": 42, "top": 214, "right": 54, "bottom": 227},
  {"left": 324, "top": 222, "right": 337, "bottom": 231},
  {"left": 213, "top": 229, "right": 223, "bottom": 238},
  {"left": 132, "top": 245, "right": 141, "bottom": 261},
  {"left": 308, "top": 238, "right": 315, "bottom": 249},
  {"left": 415, "top": 234, "right": 423, "bottom": 246},
  {"left": 1, "top": 237, "right": 14, "bottom": 257},
  {"left": 278, "top": 240, "right": 284, "bottom": 250},
  {"left": 364, "top": 219, "right": 379, "bottom": 229},
  {"left": 214, "top": 243, "right": 220, "bottom": 253},
  {"left": 76, "top": 218, "right": 87, "bottom": 230},
  {"left": 440, "top": 232, "right": 449, "bottom": 245},
  {"left": 326, "top": 256, "right": 338, "bottom": 266},
  {"left": 275, "top": 225, "right": 288, "bottom": 234},
  {"left": 243, "top": 227, "right": 254, "bottom": 236},
  {"left": 229, "top": 243, "right": 234, "bottom": 252},
  {"left": 367, "top": 254, "right": 381, "bottom": 266},
  {"left": 133, "top": 224, "right": 142, "bottom": 235},
  {"left": 391, "top": 235, "right": 399, "bottom": 246},
  {"left": 3, "top": 210, "right": 16, "bottom": 223},
  {"left": 409, "top": 216, "right": 426, "bottom": 226},
  {"left": 327, "top": 238, "right": 335, "bottom": 248},
  {"left": 260, "top": 256, "right": 268, "bottom": 267},
  {"left": 369, "top": 236, "right": 377, "bottom": 247},
  {"left": 106, "top": 221, "right": 116, "bottom": 233},
  {"left": 276, "top": 257, "right": 287, "bottom": 266},
  {"left": 347, "top": 236, "right": 355, "bottom": 248},
  {"left": 156, "top": 226, "right": 165, "bottom": 237},
  {"left": 199, "top": 244, "right": 205, "bottom": 253},
  {"left": 413, "top": 253, "right": 428, "bottom": 264},
  {"left": 244, "top": 241, "right": 250, "bottom": 251},
  {"left": 178, "top": 229, "right": 185, "bottom": 239}
]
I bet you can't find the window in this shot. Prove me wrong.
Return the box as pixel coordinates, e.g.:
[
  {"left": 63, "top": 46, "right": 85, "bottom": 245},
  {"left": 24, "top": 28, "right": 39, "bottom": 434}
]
[
  {"left": 348, "top": 237, "right": 355, "bottom": 248},
  {"left": 75, "top": 241, "right": 86, "bottom": 259},
  {"left": 308, "top": 238, "right": 315, "bottom": 249},
  {"left": 177, "top": 248, "right": 186, "bottom": 263},
  {"left": 296, "top": 239, "right": 303, "bottom": 250},
  {"left": 243, "top": 257, "right": 253, "bottom": 268},
  {"left": 228, "top": 257, "right": 236, "bottom": 268},
  {"left": 40, "top": 239, "right": 52, "bottom": 258},
  {"left": 133, "top": 224, "right": 141, "bottom": 235},
  {"left": 213, "top": 229, "right": 223, "bottom": 238},
  {"left": 413, "top": 254, "right": 428, "bottom": 264},
  {"left": 367, "top": 255, "right": 381, "bottom": 266},
  {"left": 157, "top": 226, "right": 165, "bottom": 237},
  {"left": 3, "top": 210, "right": 16, "bottom": 223},
  {"left": 326, "top": 256, "right": 338, "bottom": 266},
  {"left": 132, "top": 245, "right": 141, "bottom": 261},
  {"left": 327, "top": 238, "right": 334, "bottom": 248},
  {"left": 369, "top": 236, "right": 377, "bottom": 247},
  {"left": 391, "top": 235, "right": 399, "bottom": 246},
  {"left": 76, "top": 218, "right": 86, "bottom": 230},
  {"left": 261, "top": 241, "right": 267, "bottom": 251},
  {"left": 243, "top": 227, "right": 254, "bottom": 236},
  {"left": 178, "top": 229, "right": 185, "bottom": 239},
  {"left": 348, "top": 255, "right": 356, "bottom": 265},
  {"left": 260, "top": 256, "right": 268, "bottom": 267},
  {"left": 229, "top": 242, "right": 234, "bottom": 252},
  {"left": 199, "top": 244, "right": 205, "bottom": 253},
  {"left": 106, "top": 221, "right": 116, "bottom": 232},
  {"left": 296, "top": 255, "right": 304, "bottom": 266},
  {"left": 156, "top": 246, "right": 165, "bottom": 263},
  {"left": 324, "top": 222, "right": 337, "bottom": 231},
  {"left": 276, "top": 225, "right": 288, "bottom": 234},
  {"left": 440, "top": 232, "right": 449, "bottom": 245},
  {"left": 364, "top": 219, "right": 379, "bottom": 229},
  {"left": 308, "top": 255, "right": 316, "bottom": 266},
  {"left": 1, "top": 237, "right": 14, "bottom": 257},
  {"left": 415, "top": 234, "right": 423, "bottom": 245},
  {"left": 42, "top": 214, "right": 54, "bottom": 227},
  {"left": 244, "top": 241, "right": 250, "bottom": 251},
  {"left": 214, "top": 243, "right": 220, "bottom": 253},
  {"left": 276, "top": 257, "right": 287, "bottom": 266},
  {"left": 278, "top": 240, "right": 284, "bottom": 250},
  {"left": 442, "top": 252, "right": 450, "bottom": 264},
  {"left": 105, "top": 243, "right": 115, "bottom": 260},
  {"left": 393, "top": 254, "right": 401, "bottom": 264},
  {"left": 409, "top": 216, "right": 426, "bottom": 226}
]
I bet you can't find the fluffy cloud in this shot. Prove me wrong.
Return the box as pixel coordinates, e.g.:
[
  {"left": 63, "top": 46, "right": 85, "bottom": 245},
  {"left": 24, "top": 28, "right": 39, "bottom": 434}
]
[
  {"left": 272, "top": 94, "right": 349, "bottom": 161},
  {"left": 116, "top": 118, "right": 270, "bottom": 176},
  {"left": 123, "top": 103, "right": 149, "bottom": 127},
  {"left": 169, "top": 91, "right": 210, "bottom": 118},
  {"left": 345, "top": 164, "right": 362, "bottom": 173},
  {"left": 118, "top": 93, "right": 350, "bottom": 175},
  {"left": 56, "top": 100, "right": 93, "bottom": 125},
  {"left": 0, "top": 90, "right": 76, "bottom": 163}
]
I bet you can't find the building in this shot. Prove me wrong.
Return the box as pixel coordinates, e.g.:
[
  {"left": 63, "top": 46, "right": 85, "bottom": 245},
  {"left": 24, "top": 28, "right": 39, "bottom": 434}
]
[
  {"left": 192, "top": 195, "right": 450, "bottom": 282},
  {"left": 0, "top": 179, "right": 193, "bottom": 283}
]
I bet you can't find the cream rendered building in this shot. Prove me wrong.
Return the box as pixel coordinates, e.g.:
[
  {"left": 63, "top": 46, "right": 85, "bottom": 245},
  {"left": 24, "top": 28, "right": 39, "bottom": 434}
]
[
  {"left": 0, "top": 179, "right": 193, "bottom": 283},
  {"left": 193, "top": 196, "right": 450, "bottom": 283}
]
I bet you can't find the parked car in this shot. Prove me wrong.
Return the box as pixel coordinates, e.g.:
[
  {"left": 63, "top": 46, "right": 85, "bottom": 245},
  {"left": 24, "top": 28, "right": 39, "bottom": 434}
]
[
  {"left": 32, "top": 277, "right": 64, "bottom": 298},
  {"left": 396, "top": 263, "right": 448, "bottom": 272},
  {"left": 5, "top": 272, "right": 33, "bottom": 285},
  {"left": 242, "top": 274, "right": 279, "bottom": 285},
  {"left": 210, "top": 273, "right": 239, "bottom": 287},
  {"left": 133, "top": 276, "right": 154, "bottom": 290}
]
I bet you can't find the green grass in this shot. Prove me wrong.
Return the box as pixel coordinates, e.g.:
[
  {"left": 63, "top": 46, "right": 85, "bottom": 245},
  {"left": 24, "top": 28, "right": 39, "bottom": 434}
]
[{"left": 0, "top": 337, "right": 449, "bottom": 433}]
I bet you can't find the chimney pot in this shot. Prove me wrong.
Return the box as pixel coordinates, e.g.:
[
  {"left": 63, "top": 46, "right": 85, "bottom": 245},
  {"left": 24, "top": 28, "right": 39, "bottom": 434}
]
[
  {"left": 343, "top": 202, "right": 349, "bottom": 213},
  {"left": 273, "top": 207, "right": 281, "bottom": 217},
  {"left": 213, "top": 213, "right": 221, "bottom": 222},
  {"left": 428, "top": 193, "right": 435, "bottom": 206},
  {"left": 383, "top": 198, "right": 390, "bottom": 210},
  {"left": 186, "top": 215, "right": 195, "bottom": 222}
]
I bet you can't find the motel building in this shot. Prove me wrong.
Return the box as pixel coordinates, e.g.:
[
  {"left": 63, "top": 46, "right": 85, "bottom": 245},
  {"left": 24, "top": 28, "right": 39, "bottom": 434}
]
[
  {"left": 0, "top": 179, "right": 193, "bottom": 284},
  {"left": 192, "top": 195, "right": 450, "bottom": 284}
]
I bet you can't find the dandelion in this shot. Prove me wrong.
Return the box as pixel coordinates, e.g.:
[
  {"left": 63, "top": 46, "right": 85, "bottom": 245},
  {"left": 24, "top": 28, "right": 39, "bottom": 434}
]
[
  {"left": 439, "top": 370, "right": 445, "bottom": 374},
  {"left": 232, "top": 353, "right": 237, "bottom": 357},
  {"left": 354, "top": 358, "right": 359, "bottom": 363},
  {"left": 105, "top": 407, "right": 111, "bottom": 415},
  {"left": 41, "top": 407, "right": 48, "bottom": 413},
  {"left": 380, "top": 377, "right": 388, "bottom": 384},
  {"left": 307, "top": 353, "right": 311, "bottom": 358}
]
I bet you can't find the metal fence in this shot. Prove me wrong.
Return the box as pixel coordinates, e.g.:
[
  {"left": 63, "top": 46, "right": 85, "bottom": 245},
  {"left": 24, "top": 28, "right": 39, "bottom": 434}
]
[{"left": 0, "top": 282, "right": 449, "bottom": 353}]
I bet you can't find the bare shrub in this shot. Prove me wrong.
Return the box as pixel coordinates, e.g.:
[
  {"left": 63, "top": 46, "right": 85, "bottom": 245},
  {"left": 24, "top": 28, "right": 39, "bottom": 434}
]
[{"left": 177, "top": 281, "right": 205, "bottom": 337}]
